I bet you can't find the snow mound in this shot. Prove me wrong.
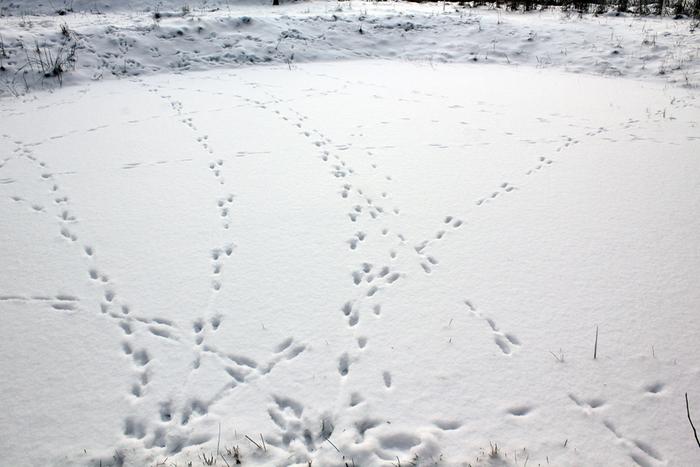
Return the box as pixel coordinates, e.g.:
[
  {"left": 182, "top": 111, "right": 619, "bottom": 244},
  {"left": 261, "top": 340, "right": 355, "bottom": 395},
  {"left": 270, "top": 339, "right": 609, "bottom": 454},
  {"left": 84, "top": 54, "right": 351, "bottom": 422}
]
[{"left": 1, "top": 2, "right": 699, "bottom": 97}]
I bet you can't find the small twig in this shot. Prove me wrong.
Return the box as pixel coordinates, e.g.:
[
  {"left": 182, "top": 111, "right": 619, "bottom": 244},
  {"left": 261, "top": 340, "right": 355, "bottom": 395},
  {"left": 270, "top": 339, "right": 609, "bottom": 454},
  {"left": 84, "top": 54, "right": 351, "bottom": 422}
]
[
  {"left": 245, "top": 434, "right": 262, "bottom": 450},
  {"left": 217, "top": 422, "right": 221, "bottom": 456},
  {"left": 549, "top": 349, "right": 564, "bottom": 363},
  {"left": 686, "top": 393, "right": 700, "bottom": 448},
  {"left": 324, "top": 436, "right": 340, "bottom": 453},
  {"left": 594, "top": 325, "right": 599, "bottom": 360},
  {"left": 260, "top": 433, "right": 267, "bottom": 452},
  {"left": 220, "top": 453, "right": 231, "bottom": 467}
]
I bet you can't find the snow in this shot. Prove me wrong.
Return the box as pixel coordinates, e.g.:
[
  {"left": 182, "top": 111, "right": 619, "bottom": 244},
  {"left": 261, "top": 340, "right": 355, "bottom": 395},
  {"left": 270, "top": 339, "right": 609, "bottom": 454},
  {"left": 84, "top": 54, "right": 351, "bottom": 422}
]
[
  {"left": 1, "top": 2, "right": 700, "bottom": 467},
  {"left": 1, "top": 1, "right": 699, "bottom": 96}
]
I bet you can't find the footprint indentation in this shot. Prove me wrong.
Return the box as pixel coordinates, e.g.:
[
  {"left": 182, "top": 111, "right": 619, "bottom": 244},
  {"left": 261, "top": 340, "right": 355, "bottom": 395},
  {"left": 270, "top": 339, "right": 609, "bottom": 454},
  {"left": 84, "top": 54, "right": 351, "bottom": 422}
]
[
  {"left": 338, "top": 353, "right": 350, "bottom": 376},
  {"left": 434, "top": 419, "right": 462, "bottom": 430},
  {"left": 507, "top": 406, "right": 532, "bottom": 416},
  {"left": 383, "top": 371, "right": 392, "bottom": 388}
]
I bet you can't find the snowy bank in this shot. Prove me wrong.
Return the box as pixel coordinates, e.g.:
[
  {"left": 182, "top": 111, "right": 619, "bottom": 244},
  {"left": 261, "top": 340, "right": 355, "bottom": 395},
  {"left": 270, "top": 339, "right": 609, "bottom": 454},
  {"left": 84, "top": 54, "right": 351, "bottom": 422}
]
[{"left": 1, "top": 2, "right": 699, "bottom": 96}]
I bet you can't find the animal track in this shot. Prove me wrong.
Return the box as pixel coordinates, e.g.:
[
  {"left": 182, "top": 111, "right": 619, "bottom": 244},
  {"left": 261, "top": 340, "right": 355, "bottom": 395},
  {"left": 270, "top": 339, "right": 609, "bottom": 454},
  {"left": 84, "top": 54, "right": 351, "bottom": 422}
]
[
  {"left": 573, "top": 395, "right": 664, "bottom": 466},
  {"left": 383, "top": 371, "right": 392, "bottom": 388},
  {"left": 266, "top": 394, "right": 334, "bottom": 453},
  {"left": 180, "top": 398, "right": 209, "bottom": 425},
  {"left": 410, "top": 216, "right": 464, "bottom": 273},
  {"left": 525, "top": 156, "right": 554, "bottom": 175},
  {"left": 124, "top": 417, "right": 146, "bottom": 439},
  {"left": 132, "top": 349, "right": 151, "bottom": 367},
  {"left": 507, "top": 405, "right": 534, "bottom": 416},
  {"left": 338, "top": 353, "right": 350, "bottom": 376},
  {"left": 378, "top": 432, "right": 421, "bottom": 451},
  {"left": 569, "top": 394, "right": 605, "bottom": 410},
  {"left": 476, "top": 182, "right": 516, "bottom": 206},
  {"left": 148, "top": 326, "right": 175, "bottom": 340},
  {"left": 434, "top": 419, "right": 461, "bottom": 430},
  {"left": 348, "top": 231, "right": 367, "bottom": 250},
  {"left": 464, "top": 300, "right": 521, "bottom": 356},
  {"left": 644, "top": 382, "right": 664, "bottom": 395}
]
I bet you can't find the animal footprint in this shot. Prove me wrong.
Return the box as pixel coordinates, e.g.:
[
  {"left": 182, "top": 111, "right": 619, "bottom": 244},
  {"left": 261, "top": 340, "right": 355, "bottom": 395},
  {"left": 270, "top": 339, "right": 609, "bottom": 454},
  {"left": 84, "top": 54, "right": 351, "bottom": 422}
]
[
  {"left": 434, "top": 419, "right": 461, "bottom": 431},
  {"left": 348, "top": 231, "right": 366, "bottom": 250},
  {"left": 526, "top": 156, "right": 554, "bottom": 175},
  {"left": 507, "top": 405, "right": 533, "bottom": 417},
  {"left": 124, "top": 417, "right": 146, "bottom": 439},
  {"left": 383, "top": 371, "right": 392, "bottom": 388},
  {"left": 267, "top": 395, "right": 333, "bottom": 452},
  {"left": 464, "top": 300, "right": 521, "bottom": 356},
  {"left": 569, "top": 394, "right": 606, "bottom": 410},
  {"left": 338, "top": 353, "right": 350, "bottom": 376}
]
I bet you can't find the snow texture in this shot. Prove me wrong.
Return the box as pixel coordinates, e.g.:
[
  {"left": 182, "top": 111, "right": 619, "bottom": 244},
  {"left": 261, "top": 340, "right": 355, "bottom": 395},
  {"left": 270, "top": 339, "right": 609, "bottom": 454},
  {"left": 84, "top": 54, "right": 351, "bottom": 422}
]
[
  {"left": 1, "top": 1, "right": 699, "bottom": 96},
  {"left": 1, "top": 2, "right": 700, "bottom": 467}
]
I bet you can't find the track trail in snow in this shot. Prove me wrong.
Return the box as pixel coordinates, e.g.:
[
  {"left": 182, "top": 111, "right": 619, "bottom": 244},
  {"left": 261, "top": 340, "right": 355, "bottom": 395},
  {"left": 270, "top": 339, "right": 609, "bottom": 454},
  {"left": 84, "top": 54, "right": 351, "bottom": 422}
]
[
  {"left": 1, "top": 136, "right": 170, "bottom": 442},
  {"left": 1, "top": 62, "right": 699, "bottom": 466}
]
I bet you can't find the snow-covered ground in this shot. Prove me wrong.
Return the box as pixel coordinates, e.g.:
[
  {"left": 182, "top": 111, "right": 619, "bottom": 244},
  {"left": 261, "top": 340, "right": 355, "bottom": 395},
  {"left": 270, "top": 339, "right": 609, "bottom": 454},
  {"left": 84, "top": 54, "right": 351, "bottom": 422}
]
[
  {"left": 1, "top": 2, "right": 700, "bottom": 467},
  {"left": 1, "top": 1, "right": 699, "bottom": 96}
]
